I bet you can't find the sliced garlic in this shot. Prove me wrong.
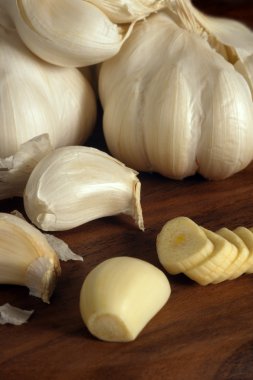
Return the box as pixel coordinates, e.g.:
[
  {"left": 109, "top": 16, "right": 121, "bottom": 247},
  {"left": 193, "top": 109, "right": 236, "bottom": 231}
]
[
  {"left": 99, "top": 12, "right": 253, "bottom": 180},
  {"left": 24, "top": 146, "right": 144, "bottom": 231},
  {"left": 0, "top": 134, "right": 53, "bottom": 200},
  {"left": 80, "top": 256, "right": 170, "bottom": 342},
  {"left": 0, "top": 213, "right": 61, "bottom": 303},
  {"left": 0, "top": 20, "right": 96, "bottom": 157},
  {"left": 3, "top": 0, "right": 134, "bottom": 67},
  {"left": 0, "top": 303, "right": 34, "bottom": 325}
]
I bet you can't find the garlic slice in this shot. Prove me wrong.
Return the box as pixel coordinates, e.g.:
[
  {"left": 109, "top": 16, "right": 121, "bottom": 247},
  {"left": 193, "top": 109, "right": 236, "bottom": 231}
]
[
  {"left": 0, "top": 213, "right": 61, "bottom": 303},
  {"left": 24, "top": 146, "right": 144, "bottom": 231},
  {"left": 0, "top": 134, "right": 53, "bottom": 200},
  {"left": 0, "top": 303, "right": 34, "bottom": 325},
  {"left": 3, "top": 0, "right": 134, "bottom": 67}
]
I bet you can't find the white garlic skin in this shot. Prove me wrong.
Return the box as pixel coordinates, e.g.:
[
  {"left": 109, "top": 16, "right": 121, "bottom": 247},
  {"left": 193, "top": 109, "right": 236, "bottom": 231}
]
[
  {"left": 99, "top": 12, "right": 253, "bottom": 180},
  {"left": 0, "top": 21, "right": 96, "bottom": 157},
  {"left": 3, "top": 0, "right": 130, "bottom": 67},
  {"left": 24, "top": 146, "right": 144, "bottom": 231}
]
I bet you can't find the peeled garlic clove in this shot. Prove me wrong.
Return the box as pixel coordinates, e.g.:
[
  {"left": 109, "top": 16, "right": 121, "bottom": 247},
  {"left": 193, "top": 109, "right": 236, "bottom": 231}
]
[
  {"left": 80, "top": 256, "right": 171, "bottom": 342},
  {"left": 99, "top": 12, "right": 253, "bottom": 180},
  {"left": 87, "top": 0, "right": 166, "bottom": 23},
  {"left": 0, "top": 20, "right": 96, "bottom": 157},
  {"left": 3, "top": 0, "right": 133, "bottom": 67},
  {"left": 0, "top": 134, "right": 53, "bottom": 200},
  {"left": 24, "top": 146, "right": 144, "bottom": 231},
  {"left": 0, "top": 213, "right": 61, "bottom": 303}
]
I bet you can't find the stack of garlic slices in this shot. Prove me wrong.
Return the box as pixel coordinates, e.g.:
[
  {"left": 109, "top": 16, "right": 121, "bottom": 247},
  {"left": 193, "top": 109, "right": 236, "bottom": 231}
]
[{"left": 157, "top": 217, "right": 253, "bottom": 285}]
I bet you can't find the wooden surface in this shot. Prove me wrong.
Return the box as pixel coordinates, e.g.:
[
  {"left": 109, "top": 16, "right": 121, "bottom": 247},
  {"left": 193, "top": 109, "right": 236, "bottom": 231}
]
[{"left": 1, "top": 2, "right": 253, "bottom": 380}]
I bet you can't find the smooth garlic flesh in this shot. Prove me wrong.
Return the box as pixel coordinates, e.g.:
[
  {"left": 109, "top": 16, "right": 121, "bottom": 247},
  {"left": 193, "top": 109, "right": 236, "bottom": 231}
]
[
  {"left": 2, "top": 0, "right": 133, "bottom": 67},
  {"left": 0, "top": 17, "right": 96, "bottom": 157},
  {"left": 0, "top": 213, "right": 61, "bottom": 303},
  {"left": 80, "top": 256, "right": 171, "bottom": 342},
  {"left": 99, "top": 12, "right": 253, "bottom": 180},
  {"left": 24, "top": 146, "right": 144, "bottom": 231}
]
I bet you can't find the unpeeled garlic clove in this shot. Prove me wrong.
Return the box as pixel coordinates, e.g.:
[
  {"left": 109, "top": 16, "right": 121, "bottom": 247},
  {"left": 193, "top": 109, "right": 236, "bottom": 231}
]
[
  {"left": 24, "top": 146, "right": 144, "bottom": 231},
  {"left": 80, "top": 256, "right": 171, "bottom": 342},
  {"left": 0, "top": 212, "right": 61, "bottom": 303},
  {"left": 3, "top": 0, "right": 133, "bottom": 67}
]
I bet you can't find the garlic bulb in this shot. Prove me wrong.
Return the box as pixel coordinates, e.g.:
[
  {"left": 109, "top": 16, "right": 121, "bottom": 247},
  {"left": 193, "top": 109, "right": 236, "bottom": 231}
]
[
  {"left": 99, "top": 12, "right": 253, "bottom": 180},
  {"left": 2, "top": 0, "right": 135, "bottom": 67},
  {"left": 0, "top": 19, "right": 96, "bottom": 157},
  {"left": 24, "top": 146, "right": 144, "bottom": 231},
  {"left": 0, "top": 213, "right": 61, "bottom": 303},
  {"left": 87, "top": 0, "right": 166, "bottom": 23}
]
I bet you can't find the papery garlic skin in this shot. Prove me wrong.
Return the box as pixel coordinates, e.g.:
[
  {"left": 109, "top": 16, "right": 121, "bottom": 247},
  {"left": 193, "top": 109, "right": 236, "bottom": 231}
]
[
  {"left": 0, "top": 303, "right": 34, "bottom": 325},
  {"left": 99, "top": 12, "right": 253, "bottom": 180},
  {"left": 0, "top": 20, "right": 96, "bottom": 157},
  {"left": 87, "top": 0, "right": 166, "bottom": 23},
  {"left": 24, "top": 146, "right": 144, "bottom": 231},
  {"left": 0, "top": 213, "right": 61, "bottom": 303},
  {"left": 0, "top": 134, "right": 53, "bottom": 200},
  {"left": 3, "top": 0, "right": 133, "bottom": 67}
]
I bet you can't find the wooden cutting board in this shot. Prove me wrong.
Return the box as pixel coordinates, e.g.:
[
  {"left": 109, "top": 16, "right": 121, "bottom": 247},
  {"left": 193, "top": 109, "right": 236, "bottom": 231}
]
[{"left": 1, "top": 2, "right": 253, "bottom": 379}]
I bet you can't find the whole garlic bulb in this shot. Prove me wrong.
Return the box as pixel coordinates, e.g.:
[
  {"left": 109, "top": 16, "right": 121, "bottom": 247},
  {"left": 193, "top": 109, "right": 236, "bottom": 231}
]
[
  {"left": 99, "top": 12, "right": 253, "bottom": 180},
  {"left": 1, "top": 0, "right": 139, "bottom": 67},
  {"left": 0, "top": 20, "right": 96, "bottom": 157}
]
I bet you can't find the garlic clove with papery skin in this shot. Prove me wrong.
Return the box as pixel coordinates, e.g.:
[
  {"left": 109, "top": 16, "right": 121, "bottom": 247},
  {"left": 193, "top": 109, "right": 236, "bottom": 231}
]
[
  {"left": 2, "top": 0, "right": 134, "bottom": 67},
  {"left": 0, "top": 213, "right": 61, "bottom": 303},
  {"left": 24, "top": 146, "right": 144, "bottom": 232}
]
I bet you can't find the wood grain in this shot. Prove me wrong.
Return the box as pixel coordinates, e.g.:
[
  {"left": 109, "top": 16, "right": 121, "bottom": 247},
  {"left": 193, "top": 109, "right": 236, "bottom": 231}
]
[{"left": 1, "top": 2, "right": 253, "bottom": 380}]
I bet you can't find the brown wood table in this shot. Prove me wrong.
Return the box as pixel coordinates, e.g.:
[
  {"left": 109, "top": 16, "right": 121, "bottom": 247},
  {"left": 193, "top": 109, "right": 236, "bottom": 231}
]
[{"left": 1, "top": 1, "right": 253, "bottom": 379}]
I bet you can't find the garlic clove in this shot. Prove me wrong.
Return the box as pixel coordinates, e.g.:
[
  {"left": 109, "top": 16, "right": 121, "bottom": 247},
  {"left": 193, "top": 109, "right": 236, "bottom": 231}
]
[
  {"left": 0, "top": 134, "right": 53, "bottom": 200},
  {"left": 80, "top": 256, "right": 171, "bottom": 342},
  {"left": 24, "top": 146, "right": 144, "bottom": 231},
  {"left": 0, "top": 212, "right": 61, "bottom": 303},
  {"left": 0, "top": 20, "right": 96, "bottom": 157},
  {"left": 3, "top": 0, "right": 133, "bottom": 67}
]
